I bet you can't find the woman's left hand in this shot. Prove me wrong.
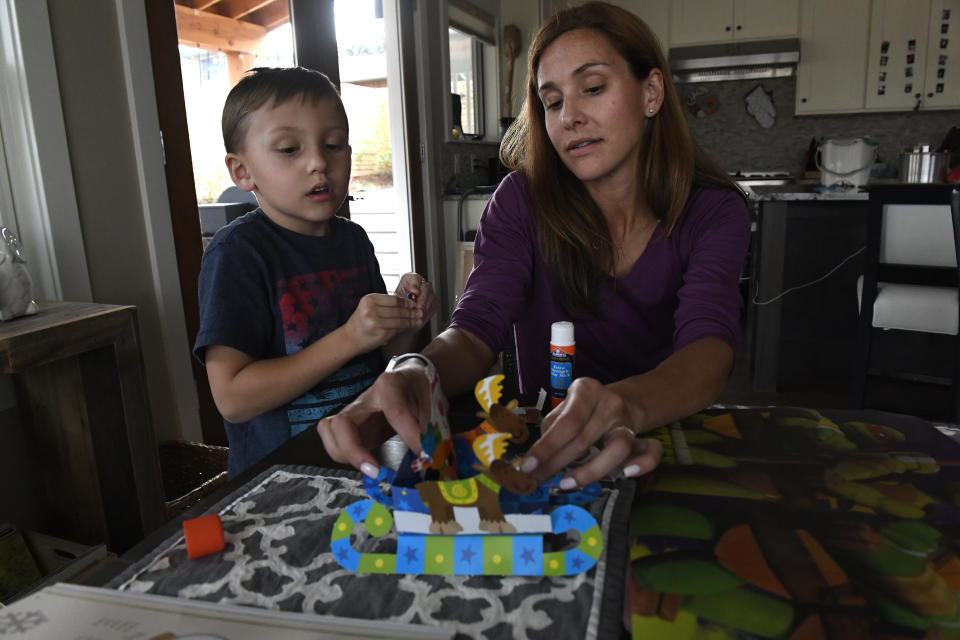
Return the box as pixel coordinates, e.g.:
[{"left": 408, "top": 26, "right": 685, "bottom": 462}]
[
  {"left": 521, "top": 377, "right": 663, "bottom": 488},
  {"left": 396, "top": 273, "right": 438, "bottom": 331}
]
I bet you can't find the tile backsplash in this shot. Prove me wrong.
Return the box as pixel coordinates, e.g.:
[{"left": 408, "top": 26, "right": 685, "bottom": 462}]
[
  {"left": 683, "top": 77, "right": 960, "bottom": 177},
  {"left": 441, "top": 77, "right": 960, "bottom": 189}
]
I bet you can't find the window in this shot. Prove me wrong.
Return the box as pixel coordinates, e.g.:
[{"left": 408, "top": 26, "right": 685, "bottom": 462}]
[
  {"left": 447, "top": 1, "right": 496, "bottom": 140},
  {"left": 449, "top": 26, "right": 483, "bottom": 137}
]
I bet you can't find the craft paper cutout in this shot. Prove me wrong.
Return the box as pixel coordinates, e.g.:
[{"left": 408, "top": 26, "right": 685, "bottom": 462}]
[
  {"left": 474, "top": 374, "right": 504, "bottom": 411},
  {"left": 331, "top": 375, "right": 604, "bottom": 576}
]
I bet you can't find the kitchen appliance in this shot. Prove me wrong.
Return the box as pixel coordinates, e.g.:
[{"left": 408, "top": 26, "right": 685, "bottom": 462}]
[
  {"left": 729, "top": 171, "right": 793, "bottom": 199},
  {"left": 816, "top": 138, "right": 878, "bottom": 187},
  {"left": 670, "top": 38, "right": 800, "bottom": 83},
  {"left": 899, "top": 144, "right": 949, "bottom": 183},
  {"left": 729, "top": 171, "right": 794, "bottom": 187}
]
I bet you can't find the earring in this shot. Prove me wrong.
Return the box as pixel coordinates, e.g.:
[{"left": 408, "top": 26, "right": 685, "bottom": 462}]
[{"left": 649, "top": 108, "right": 655, "bottom": 114}]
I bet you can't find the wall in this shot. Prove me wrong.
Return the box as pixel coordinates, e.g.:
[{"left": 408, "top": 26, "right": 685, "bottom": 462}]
[
  {"left": 35, "top": 0, "right": 200, "bottom": 443},
  {"left": 497, "top": 1, "right": 960, "bottom": 176},
  {"left": 685, "top": 77, "right": 960, "bottom": 175}
]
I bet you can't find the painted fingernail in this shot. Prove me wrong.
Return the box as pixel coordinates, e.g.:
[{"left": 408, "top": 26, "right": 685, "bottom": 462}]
[
  {"left": 559, "top": 477, "right": 578, "bottom": 491},
  {"left": 623, "top": 464, "right": 642, "bottom": 478},
  {"left": 361, "top": 462, "right": 379, "bottom": 479},
  {"left": 520, "top": 456, "right": 539, "bottom": 473}
]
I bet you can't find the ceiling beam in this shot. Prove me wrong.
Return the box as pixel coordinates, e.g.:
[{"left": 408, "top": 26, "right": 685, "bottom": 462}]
[
  {"left": 247, "top": 2, "right": 290, "bottom": 30},
  {"left": 218, "top": 0, "right": 277, "bottom": 20},
  {"left": 174, "top": 4, "right": 268, "bottom": 54}
]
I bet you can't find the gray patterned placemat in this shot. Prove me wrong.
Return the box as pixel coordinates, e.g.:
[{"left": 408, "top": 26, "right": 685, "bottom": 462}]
[{"left": 107, "top": 465, "right": 633, "bottom": 640}]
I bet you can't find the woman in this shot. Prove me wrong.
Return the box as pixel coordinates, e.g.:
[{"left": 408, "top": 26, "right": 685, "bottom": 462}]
[{"left": 319, "top": 1, "right": 750, "bottom": 488}]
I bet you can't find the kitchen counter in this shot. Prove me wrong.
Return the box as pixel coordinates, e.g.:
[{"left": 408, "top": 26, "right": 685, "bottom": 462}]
[
  {"left": 748, "top": 182, "right": 868, "bottom": 201},
  {"left": 746, "top": 179, "right": 956, "bottom": 201}
]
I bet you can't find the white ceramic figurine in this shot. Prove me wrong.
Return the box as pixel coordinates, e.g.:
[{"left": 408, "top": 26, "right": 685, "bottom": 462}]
[{"left": 0, "top": 227, "right": 39, "bottom": 321}]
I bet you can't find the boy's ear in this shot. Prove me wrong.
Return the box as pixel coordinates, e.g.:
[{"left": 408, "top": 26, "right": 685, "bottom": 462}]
[{"left": 225, "top": 153, "right": 256, "bottom": 192}]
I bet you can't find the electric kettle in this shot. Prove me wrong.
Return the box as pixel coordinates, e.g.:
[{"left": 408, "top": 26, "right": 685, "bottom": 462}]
[{"left": 816, "top": 138, "right": 878, "bottom": 187}]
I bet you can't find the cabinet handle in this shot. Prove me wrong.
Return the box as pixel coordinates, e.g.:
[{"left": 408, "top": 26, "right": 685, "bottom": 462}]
[
  {"left": 801, "top": 97, "right": 807, "bottom": 103},
  {"left": 736, "top": 25, "right": 742, "bottom": 30},
  {"left": 928, "top": 92, "right": 934, "bottom": 98},
  {"left": 725, "top": 25, "right": 731, "bottom": 31}
]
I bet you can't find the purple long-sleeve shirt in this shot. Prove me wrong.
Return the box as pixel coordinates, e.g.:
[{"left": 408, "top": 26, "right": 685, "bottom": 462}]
[{"left": 450, "top": 171, "right": 750, "bottom": 395}]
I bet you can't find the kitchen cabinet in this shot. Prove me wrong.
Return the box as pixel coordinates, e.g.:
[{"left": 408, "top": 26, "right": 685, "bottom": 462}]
[
  {"left": 669, "top": 0, "right": 799, "bottom": 46},
  {"left": 623, "top": 1, "right": 670, "bottom": 50},
  {"left": 865, "top": 0, "right": 960, "bottom": 111},
  {"left": 440, "top": 194, "right": 491, "bottom": 325},
  {"left": 796, "top": 0, "right": 871, "bottom": 114},
  {"left": 538, "top": 1, "right": 670, "bottom": 48},
  {"left": 920, "top": 0, "right": 960, "bottom": 108}
]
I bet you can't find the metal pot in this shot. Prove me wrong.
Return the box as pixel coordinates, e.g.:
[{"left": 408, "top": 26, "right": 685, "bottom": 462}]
[{"left": 900, "top": 145, "right": 948, "bottom": 183}]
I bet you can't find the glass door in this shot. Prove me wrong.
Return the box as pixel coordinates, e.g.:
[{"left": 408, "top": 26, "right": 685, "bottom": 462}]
[
  {"left": 330, "top": 0, "right": 413, "bottom": 292},
  {"left": 172, "top": 0, "right": 413, "bottom": 291}
]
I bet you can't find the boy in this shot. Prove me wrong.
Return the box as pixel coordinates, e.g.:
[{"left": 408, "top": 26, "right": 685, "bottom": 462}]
[{"left": 194, "top": 67, "right": 436, "bottom": 477}]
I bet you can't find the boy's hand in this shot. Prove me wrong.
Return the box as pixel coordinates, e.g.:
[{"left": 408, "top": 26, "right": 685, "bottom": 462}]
[
  {"left": 395, "top": 273, "right": 437, "bottom": 331},
  {"left": 344, "top": 293, "right": 417, "bottom": 352}
]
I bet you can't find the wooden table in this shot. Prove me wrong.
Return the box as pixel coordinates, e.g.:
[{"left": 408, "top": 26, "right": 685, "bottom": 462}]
[{"left": 0, "top": 301, "right": 165, "bottom": 553}]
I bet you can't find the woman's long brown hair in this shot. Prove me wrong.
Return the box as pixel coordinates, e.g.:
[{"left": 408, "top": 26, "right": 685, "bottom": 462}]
[{"left": 500, "top": 1, "right": 741, "bottom": 317}]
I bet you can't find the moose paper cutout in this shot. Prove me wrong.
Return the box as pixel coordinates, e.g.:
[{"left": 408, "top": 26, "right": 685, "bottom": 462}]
[{"left": 331, "top": 374, "right": 604, "bottom": 576}]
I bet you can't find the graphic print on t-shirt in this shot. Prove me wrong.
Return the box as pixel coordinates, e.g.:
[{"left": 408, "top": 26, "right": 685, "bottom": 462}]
[{"left": 276, "top": 266, "right": 378, "bottom": 435}]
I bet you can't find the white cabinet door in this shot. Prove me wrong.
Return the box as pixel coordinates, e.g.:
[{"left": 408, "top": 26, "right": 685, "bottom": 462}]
[
  {"left": 865, "top": 0, "right": 932, "bottom": 110},
  {"left": 670, "top": 0, "right": 736, "bottom": 45},
  {"left": 622, "top": 0, "right": 671, "bottom": 51},
  {"left": 796, "top": 0, "right": 871, "bottom": 113},
  {"left": 670, "top": 0, "right": 798, "bottom": 45},
  {"left": 735, "top": 0, "right": 800, "bottom": 41},
  {"left": 919, "top": 0, "right": 960, "bottom": 108},
  {"left": 540, "top": 1, "right": 670, "bottom": 51}
]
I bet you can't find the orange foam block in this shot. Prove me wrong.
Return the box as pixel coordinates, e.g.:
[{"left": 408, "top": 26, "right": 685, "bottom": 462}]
[{"left": 183, "top": 514, "right": 225, "bottom": 559}]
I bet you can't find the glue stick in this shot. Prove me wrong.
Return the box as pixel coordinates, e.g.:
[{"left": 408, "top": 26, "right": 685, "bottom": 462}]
[{"left": 549, "top": 321, "right": 575, "bottom": 409}]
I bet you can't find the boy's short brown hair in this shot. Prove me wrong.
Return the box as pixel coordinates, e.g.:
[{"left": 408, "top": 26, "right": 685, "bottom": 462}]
[{"left": 222, "top": 66, "right": 348, "bottom": 153}]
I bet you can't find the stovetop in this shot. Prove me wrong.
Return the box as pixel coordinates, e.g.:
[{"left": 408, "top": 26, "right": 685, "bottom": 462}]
[{"left": 729, "top": 171, "right": 794, "bottom": 183}]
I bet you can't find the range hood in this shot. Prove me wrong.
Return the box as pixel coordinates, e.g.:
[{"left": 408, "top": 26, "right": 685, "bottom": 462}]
[{"left": 669, "top": 38, "right": 800, "bottom": 83}]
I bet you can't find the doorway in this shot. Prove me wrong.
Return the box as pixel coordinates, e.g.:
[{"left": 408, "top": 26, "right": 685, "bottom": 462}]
[
  {"left": 175, "top": 0, "right": 413, "bottom": 291},
  {"left": 147, "top": 0, "right": 423, "bottom": 444}
]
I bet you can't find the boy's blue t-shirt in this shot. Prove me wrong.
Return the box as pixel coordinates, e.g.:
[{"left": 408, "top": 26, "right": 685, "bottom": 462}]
[{"left": 194, "top": 210, "right": 387, "bottom": 477}]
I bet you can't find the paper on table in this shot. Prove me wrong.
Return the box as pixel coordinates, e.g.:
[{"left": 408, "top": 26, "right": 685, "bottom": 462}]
[{"left": 0, "top": 583, "right": 451, "bottom": 640}]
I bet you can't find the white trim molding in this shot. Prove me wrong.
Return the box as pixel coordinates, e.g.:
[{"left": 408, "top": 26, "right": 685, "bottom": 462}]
[
  {"left": 0, "top": 121, "right": 16, "bottom": 230},
  {"left": 0, "top": 0, "right": 91, "bottom": 301},
  {"left": 114, "top": 0, "right": 202, "bottom": 442}
]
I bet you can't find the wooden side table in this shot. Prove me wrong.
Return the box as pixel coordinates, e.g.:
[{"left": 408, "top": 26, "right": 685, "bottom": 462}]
[{"left": 0, "top": 302, "right": 166, "bottom": 553}]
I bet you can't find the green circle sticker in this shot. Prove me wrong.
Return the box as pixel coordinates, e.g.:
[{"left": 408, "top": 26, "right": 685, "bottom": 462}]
[{"left": 365, "top": 502, "right": 393, "bottom": 536}]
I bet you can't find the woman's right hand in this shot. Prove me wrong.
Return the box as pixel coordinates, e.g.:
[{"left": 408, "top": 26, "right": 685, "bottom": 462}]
[
  {"left": 317, "top": 363, "right": 432, "bottom": 477},
  {"left": 522, "top": 377, "right": 664, "bottom": 487}
]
